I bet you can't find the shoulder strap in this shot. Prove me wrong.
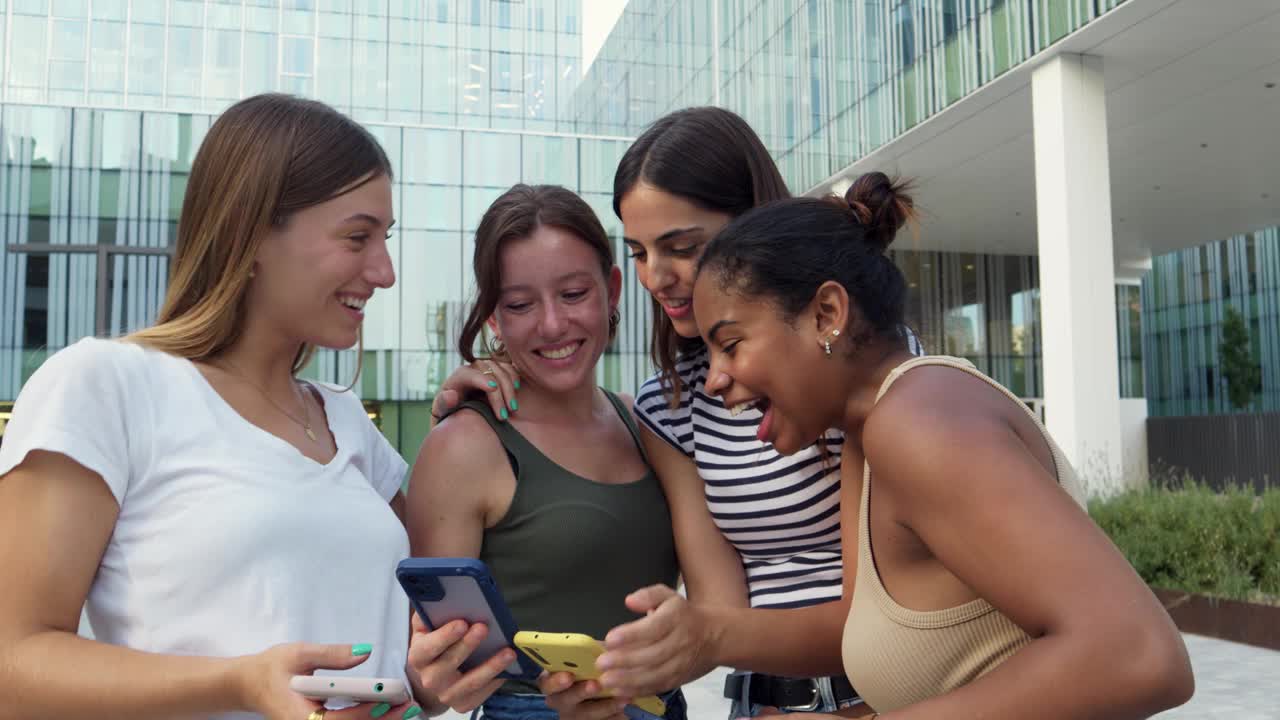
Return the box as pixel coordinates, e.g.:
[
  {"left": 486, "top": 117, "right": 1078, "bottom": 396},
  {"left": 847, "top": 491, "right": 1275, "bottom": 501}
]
[
  {"left": 456, "top": 399, "right": 532, "bottom": 478},
  {"left": 601, "top": 390, "right": 647, "bottom": 459}
]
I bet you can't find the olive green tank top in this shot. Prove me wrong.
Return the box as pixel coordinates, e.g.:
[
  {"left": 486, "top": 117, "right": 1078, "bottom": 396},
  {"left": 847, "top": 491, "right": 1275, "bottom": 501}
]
[{"left": 460, "top": 391, "right": 680, "bottom": 694}]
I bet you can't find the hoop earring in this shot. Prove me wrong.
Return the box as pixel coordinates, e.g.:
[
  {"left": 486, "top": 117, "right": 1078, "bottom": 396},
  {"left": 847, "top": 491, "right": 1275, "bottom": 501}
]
[{"left": 608, "top": 307, "right": 620, "bottom": 335}]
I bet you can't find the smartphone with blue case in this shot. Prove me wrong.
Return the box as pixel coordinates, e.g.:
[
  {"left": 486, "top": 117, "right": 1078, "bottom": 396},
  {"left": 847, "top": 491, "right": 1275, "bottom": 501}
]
[{"left": 396, "top": 558, "right": 541, "bottom": 681}]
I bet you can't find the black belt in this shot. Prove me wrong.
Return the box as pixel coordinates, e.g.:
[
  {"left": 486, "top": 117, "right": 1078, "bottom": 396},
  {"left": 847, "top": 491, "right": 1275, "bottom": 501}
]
[{"left": 723, "top": 672, "right": 860, "bottom": 711}]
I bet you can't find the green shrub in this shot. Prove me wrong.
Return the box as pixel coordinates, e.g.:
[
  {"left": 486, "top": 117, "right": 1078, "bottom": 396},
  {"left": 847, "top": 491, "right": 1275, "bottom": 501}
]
[{"left": 1089, "top": 480, "right": 1280, "bottom": 603}]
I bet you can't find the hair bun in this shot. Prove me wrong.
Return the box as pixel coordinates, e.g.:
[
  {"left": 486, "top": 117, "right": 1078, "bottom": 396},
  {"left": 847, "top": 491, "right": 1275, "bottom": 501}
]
[{"left": 843, "top": 172, "right": 916, "bottom": 253}]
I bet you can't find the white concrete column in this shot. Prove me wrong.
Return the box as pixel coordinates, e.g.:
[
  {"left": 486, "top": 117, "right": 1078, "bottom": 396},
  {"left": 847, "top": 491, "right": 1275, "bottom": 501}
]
[{"left": 1032, "top": 54, "right": 1124, "bottom": 493}]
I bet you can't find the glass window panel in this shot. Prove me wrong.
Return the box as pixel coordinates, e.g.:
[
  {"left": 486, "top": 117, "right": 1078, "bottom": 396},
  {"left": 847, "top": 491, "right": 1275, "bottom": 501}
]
[
  {"left": 521, "top": 135, "right": 576, "bottom": 187},
  {"left": 463, "top": 186, "right": 504, "bottom": 231},
  {"left": 388, "top": 43, "right": 423, "bottom": 114},
  {"left": 52, "top": 0, "right": 86, "bottom": 17},
  {"left": 171, "top": 0, "right": 203, "bottom": 26},
  {"left": 400, "top": 230, "right": 463, "bottom": 351},
  {"left": 89, "top": 20, "right": 126, "bottom": 92},
  {"left": 316, "top": 37, "right": 354, "bottom": 107},
  {"left": 166, "top": 27, "right": 203, "bottom": 98},
  {"left": 402, "top": 129, "right": 461, "bottom": 185},
  {"left": 462, "top": 132, "right": 519, "bottom": 187},
  {"left": 282, "top": 36, "right": 314, "bottom": 75},
  {"left": 353, "top": 41, "right": 388, "bottom": 110},
  {"left": 246, "top": 5, "right": 277, "bottom": 32},
  {"left": 243, "top": 32, "right": 278, "bottom": 96},
  {"left": 49, "top": 61, "right": 84, "bottom": 91},
  {"left": 50, "top": 19, "right": 86, "bottom": 59},
  {"left": 205, "top": 29, "right": 240, "bottom": 99},
  {"left": 283, "top": 8, "right": 315, "bottom": 35},
  {"left": 13, "top": 0, "right": 48, "bottom": 14},
  {"left": 127, "top": 23, "right": 165, "bottom": 97},
  {"left": 131, "top": 0, "right": 165, "bottom": 24},
  {"left": 210, "top": 3, "right": 241, "bottom": 29},
  {"left": 423, "top": 46, "right": 457, "bottom": 121},
  {"left": 401, "top": 184, "right": 460, "bottom": 231},
  {"left": 10, "top": 16, "right": 48, "bottom": 88},
  {"left": 91, "top": 0, "right": 127, "bottom": 20}
]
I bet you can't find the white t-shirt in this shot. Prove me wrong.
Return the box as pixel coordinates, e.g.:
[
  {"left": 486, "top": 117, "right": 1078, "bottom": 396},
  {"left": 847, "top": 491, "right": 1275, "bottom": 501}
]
[{"left": 0, "top": 337, "right": 411, "bottom": 719}]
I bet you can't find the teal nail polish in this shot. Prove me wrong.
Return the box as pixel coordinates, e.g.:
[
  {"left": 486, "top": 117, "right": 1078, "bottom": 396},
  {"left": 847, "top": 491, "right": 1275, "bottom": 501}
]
[
  {"left": 370, "top": 702, "right": 392, "bottom": 718},
  {"left": 514, "top": 379, "right": 521, "bottom": 389},
  {"left": 500, "top": 407, "right": 509, "bottom": 420},
  {"left": 351, "top": 643, "right": 373, "bottom": 656},
  {"left": 488, "top": 380, "right": 498, "bottom": 388},
  {"left": 403, "top": 707, "right": 423, "bottom": 719},
  {"left": 509, "top": 398, "right": 518, "bottom": 412}
]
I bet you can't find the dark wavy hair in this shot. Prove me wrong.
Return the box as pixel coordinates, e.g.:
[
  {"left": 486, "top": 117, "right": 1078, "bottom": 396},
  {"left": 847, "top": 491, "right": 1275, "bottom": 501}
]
[
  {"left": 698, "top": 172, "right": 918, "bottom": 348},
  {"left": 613, "top": 107, "right": 789, "bottom": 404},
  {"left": 458, "top": 184, "right": 614, "bottom": 362}
]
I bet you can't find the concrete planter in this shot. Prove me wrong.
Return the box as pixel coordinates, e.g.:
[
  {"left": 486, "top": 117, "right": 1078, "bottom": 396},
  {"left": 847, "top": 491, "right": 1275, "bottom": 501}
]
[{"left": 1154, "top": 587, "right": 1280, "bottom": 651}]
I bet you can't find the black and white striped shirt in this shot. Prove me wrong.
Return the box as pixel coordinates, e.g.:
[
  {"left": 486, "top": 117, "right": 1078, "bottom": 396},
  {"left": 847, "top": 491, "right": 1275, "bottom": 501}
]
[{"left": 634, "top": 333, "right": 925, "bottom": 609}]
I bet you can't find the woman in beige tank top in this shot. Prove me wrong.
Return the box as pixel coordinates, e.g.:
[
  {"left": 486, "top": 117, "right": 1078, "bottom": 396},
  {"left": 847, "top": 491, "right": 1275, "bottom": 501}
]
[{"left": 658, "top": 173, "right": 1193, "bottom": 719}]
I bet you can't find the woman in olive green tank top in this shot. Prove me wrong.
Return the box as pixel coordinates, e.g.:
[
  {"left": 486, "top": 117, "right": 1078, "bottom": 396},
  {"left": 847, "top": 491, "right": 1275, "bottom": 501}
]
[
  {"left": 401, "top": 185, "right": 682, "bottom": 720},
  {"left": 594, "top": 174, "right": 1193, "bottom": 719}
]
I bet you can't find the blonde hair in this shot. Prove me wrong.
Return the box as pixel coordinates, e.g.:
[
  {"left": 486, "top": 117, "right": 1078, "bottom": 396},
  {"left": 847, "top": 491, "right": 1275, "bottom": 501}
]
[{"left": 129, "top": 94, "right": 391, "bottom": 379}]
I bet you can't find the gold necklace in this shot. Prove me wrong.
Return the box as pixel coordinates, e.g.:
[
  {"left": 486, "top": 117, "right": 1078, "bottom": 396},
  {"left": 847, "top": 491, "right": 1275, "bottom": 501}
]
[{"left": 216, "top": 359, "right": 319, "bottom": 443}]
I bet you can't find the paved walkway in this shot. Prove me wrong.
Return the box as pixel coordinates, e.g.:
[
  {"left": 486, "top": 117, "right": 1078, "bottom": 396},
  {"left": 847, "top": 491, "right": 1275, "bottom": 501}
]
[{"left": 442, "top": 633, "right": 1278, "bottom": 719}]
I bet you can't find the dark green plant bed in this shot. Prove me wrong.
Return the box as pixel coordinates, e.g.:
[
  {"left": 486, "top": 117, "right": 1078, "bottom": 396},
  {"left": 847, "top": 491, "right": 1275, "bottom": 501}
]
[
  {"left": 1090, "top": 481, "right": 1280, "bottom": 649},
  {"left": 1089, "top": 481, "right": 1280, "bottom": 603}
]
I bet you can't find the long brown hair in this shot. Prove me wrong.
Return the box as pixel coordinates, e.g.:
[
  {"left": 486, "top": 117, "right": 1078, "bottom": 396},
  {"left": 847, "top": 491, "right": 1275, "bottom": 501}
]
[
  {"left": 458, "top": 184, "right": 615, "bottom": 362},
  {"left": 129, "top": 94, "right": 392, "bottom": 376},
  {"left": 612, "top": 107, "right": 789, "bottom": 405}
]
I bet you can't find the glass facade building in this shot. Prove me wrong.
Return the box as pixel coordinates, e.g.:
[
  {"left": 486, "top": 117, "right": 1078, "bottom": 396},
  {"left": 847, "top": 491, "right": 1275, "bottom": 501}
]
[
  {"left": 1142, "top": 227, "right": 1280, "bottom": 417},
  {"left": 574, "top": 0, "right": 1142, "bottom": 407},
  {"left": 574, "top": 0, "right": 1128, "bottom": 191},
  {"left": 0, "top": 1, "right": 661, "bottom": 458}
]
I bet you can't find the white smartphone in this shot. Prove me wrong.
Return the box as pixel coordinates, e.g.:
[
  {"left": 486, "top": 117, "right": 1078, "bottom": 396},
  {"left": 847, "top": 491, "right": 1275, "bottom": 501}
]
[{"left": 289, "top": 675, "right": 410, "bottom": 705}]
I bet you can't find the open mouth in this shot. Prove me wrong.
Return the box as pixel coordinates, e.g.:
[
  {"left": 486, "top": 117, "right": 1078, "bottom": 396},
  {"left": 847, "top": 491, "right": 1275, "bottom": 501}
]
[
  {"left": 727, "top": 397, "right": 770, "bottom": 417},
  {"left": 338, "top": 294, "right": 368, "bottom": 312},
  {"left": 535, "top": 340, "right": 583, "bottom": 361},
  {"left": 660, "top": 298, "right": 692, "bottom": 318}
]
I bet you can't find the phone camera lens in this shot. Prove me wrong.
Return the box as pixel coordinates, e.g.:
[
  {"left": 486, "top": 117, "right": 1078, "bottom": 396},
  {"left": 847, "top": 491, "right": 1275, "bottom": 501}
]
[{"left": 375, "top": 682, "right": 384, "bottom": 692}]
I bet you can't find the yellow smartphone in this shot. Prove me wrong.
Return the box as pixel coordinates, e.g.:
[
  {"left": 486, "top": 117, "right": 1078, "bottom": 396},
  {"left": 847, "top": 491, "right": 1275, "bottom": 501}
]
[{"left": 513, "top": 631, "right": 667, "bottom": 717}]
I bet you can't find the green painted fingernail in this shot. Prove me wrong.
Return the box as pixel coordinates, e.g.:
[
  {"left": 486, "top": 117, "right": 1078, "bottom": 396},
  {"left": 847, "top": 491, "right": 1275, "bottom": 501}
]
[
  {"left": 500, "top": 407, "right": 509, "bottom": 420},
  {"left": 488, "top": 380, "right": 498, "bottom": 388},
  {"left": 509, "top": 399, "right": 518, "bottom": 411},
  {"left": 351, "top": 643, "right": 373, "bottom": 656},
  {"left": 514, "top": 379, "right": 520, "bottom": 389},
  {"left": 403, "top": 707, "right": 422, "bottom": 719},
  {"left": 371, "top": 703, "right": 392, "bottom": 718}
]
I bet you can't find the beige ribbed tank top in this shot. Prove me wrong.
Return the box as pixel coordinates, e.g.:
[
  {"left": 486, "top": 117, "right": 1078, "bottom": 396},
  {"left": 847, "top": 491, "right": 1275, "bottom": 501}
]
[{"left": 841, "top": 356, "right": 1085, "bottom": 712}]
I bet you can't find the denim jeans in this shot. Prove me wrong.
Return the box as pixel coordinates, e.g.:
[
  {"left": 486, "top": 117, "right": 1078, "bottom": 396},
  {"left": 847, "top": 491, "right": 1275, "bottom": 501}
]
[
  {"left": 476, "top": 689, "right": 688, "bottom": 720},
  {"left": 724, "top": 672, "right": 865, "bottom": 719}
]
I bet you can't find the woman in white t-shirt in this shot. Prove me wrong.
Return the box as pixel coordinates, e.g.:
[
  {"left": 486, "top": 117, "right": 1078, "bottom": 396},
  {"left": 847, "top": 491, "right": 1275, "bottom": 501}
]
[{"left": 0, "top": 95, "right": 422, "bottom": 720}]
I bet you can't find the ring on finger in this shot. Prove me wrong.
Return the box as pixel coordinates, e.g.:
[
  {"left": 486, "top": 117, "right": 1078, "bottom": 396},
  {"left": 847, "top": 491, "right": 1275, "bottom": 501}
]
[{"left": 306, "top": 710, "right": 328, "bottom": 720}]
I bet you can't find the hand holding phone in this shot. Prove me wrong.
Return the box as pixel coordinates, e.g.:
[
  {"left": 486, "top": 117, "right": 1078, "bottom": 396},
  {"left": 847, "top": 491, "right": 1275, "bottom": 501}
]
[
  {"left": 396, "top": 558, "right": 540, "bottom": 681},
  {"left": 514, "top": 631, "right": 667, "bottom": 717},
  {"left": 289, "top": 675, "right": 410, "bottom": 705}
]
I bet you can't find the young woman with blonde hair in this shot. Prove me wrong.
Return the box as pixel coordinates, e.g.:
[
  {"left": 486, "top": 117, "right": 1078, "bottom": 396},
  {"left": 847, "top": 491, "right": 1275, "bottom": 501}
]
[{"left": 0, "top": 94, "right": 423, "bottom": 720}]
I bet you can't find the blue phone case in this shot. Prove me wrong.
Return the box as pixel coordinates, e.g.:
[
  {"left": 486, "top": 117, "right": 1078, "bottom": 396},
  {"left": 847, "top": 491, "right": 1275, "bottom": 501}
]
[{"left": 396, "top": 558, "right": 541, "bottom": 681}]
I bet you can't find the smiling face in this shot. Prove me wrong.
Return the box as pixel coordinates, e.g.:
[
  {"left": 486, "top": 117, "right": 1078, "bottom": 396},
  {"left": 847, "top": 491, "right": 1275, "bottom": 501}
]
[
  {"left": 693, "top": 271, "right": 840, "bottom": 455},
  {"left": 491, "top": 224, "right": 622, "bottom": 394},
  {"left": 619, "top": 182, "right": 732, "bottom": 338},
  {"left": 249, "top": 173, "right": 396, "bottom": 350}
]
